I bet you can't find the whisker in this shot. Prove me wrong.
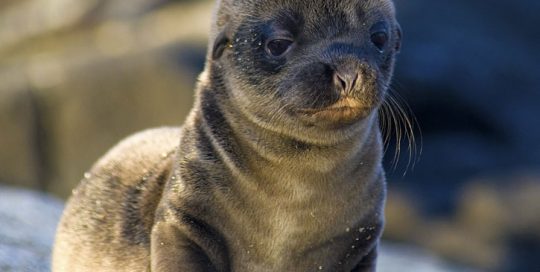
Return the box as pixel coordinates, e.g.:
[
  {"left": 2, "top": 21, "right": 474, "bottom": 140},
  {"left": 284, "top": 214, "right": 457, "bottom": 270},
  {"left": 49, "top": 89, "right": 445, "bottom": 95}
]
[
  {"left": 389, "top": 88, "right": 423, "bottom": 165},
  {"left": 379, "top": 100, "right": 393, "bottom": 155},
  {"left": 378, "top": 86, "right": 422, "bottom": 175}
]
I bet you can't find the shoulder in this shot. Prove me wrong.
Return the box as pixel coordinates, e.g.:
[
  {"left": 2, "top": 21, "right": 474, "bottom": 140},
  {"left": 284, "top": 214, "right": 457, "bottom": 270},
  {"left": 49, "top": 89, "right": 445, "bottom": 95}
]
[{"left": 90, "top": 127, "right": 182, "bottom": 179}]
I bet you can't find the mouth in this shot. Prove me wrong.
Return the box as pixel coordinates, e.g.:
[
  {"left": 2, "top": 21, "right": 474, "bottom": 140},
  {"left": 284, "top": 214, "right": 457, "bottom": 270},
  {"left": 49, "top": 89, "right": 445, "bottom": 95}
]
[
  {"left": 298, "top": 97, "right": 363, "bottom": 114},
  {"left": 296, "top": 97, "right": 367, "bottom": 124}
]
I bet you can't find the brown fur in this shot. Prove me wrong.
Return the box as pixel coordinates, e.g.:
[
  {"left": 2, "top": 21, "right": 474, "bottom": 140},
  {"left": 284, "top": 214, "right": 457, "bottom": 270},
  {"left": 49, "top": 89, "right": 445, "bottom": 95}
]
[{"left": 53, "top": 0, "right": 401, "bottom": 271}]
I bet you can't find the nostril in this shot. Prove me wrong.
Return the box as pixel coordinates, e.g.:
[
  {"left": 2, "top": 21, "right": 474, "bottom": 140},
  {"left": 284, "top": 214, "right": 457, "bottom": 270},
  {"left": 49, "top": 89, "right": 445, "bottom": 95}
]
[
  {"left": 334, "top": 73, "right": 348, "bottom": 92},
  {"left": 333, "top": 70, "right": 360, "bottom": 95}
]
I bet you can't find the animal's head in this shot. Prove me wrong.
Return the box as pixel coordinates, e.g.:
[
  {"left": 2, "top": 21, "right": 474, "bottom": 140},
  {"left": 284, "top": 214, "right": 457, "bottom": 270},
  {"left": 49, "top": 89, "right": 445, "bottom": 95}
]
[{"left": 206, "top": 0, "right": 401, "bottom": 144}]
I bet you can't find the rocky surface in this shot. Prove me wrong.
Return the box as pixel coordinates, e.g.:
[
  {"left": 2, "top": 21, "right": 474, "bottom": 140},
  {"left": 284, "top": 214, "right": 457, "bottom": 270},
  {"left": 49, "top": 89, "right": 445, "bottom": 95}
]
[
  {"left": 0, "top": 186, "right": 63, "bottom": 271},
  {"left": 378, "top": 243, "right": 475, "bottom": 272},
  {"left": 0, "top": 186, "right": 469, "bottom": 272},
  {"left": 0, "top": 0, "right": 210, "bottom": 196},
  {"left": 386, "top": 1, "right": 540, "bottom": 270},
  {"left": 392, "top": 0, "right": 540, "bottom": 217},
  {"left": 384, "top": 174, "right": 540, "bottom": 271}
]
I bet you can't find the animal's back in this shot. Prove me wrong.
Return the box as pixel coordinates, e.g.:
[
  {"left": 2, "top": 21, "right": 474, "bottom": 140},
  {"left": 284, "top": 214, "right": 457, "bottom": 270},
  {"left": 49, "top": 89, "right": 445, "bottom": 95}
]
[{"left": 52, "top": 127, "right": 181, "bottom": 272}]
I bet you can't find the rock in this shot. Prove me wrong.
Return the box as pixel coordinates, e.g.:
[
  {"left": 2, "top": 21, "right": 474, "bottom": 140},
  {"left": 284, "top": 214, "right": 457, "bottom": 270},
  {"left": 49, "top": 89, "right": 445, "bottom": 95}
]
[
  {"left": 0, "top": 84, "right": 44, "bottom": 189},
  {"left": 390, "top": 0, "right": 540, "bottom": 214},
  {"left": 0, "top": 0, "right": 101, "bottom": 52},
  {"left": 0, "top": 186, "right": 63, "bottom": 271},
  {"left": 454, "top": 176, "right": 540, "bottom": 271},
  {"left": 383, "top": 190, "right": 425, "bottom": 241},
  {"left": 38, "top": 48, "right": 201, "bottom": 197},
  {"left": 378, "top": 243, "right": 475, "bottom": 272},
  {"left": 383, "top": 1, "right": 540, "bottom": 269},
  {"left": 383, "top": 174, "right": 540, "bottom": 271},
  {"left": 0, "top": 0, "right": 211, "bottom": 197}
]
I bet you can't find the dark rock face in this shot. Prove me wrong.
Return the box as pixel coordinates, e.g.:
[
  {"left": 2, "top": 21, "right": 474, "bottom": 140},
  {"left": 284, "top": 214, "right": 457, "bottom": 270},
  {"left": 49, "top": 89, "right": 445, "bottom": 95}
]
[
  {"left": 385, "top": 0, "right": 540, "bottom": 270},
  {"left": 390, "top": 0, "right": 540, "bottom": 212}
]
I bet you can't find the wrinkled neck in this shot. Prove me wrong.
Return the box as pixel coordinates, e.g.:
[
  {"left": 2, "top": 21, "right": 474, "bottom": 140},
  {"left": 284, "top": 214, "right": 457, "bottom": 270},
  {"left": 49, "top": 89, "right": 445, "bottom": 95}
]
[{"left": 193, "top": 77, "right": 382, "bottom": 178}]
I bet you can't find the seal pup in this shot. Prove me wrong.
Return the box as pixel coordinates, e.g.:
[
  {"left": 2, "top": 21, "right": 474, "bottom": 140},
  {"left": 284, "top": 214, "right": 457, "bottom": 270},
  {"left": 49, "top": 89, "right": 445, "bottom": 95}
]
[{"left": 52, "top": 0, "right": 402, "bottom": 271}]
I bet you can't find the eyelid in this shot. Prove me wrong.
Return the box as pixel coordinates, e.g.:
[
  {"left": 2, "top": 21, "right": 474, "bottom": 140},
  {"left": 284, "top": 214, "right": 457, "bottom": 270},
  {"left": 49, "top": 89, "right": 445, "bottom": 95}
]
[
  {"left": 269, "top": 36, "right": 294, "bottom": 43},
  {"left": 370, "top": 21, "right": 389, "bottom": 33},
  {"left": 268, "top": 30, "right": 295, "bottom": 41}
]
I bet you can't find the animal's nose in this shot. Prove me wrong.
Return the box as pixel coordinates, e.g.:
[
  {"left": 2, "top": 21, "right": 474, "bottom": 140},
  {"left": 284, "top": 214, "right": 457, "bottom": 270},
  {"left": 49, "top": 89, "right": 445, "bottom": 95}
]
[{"left": 333, "top": 67, "right": 360, "bottom": 96}]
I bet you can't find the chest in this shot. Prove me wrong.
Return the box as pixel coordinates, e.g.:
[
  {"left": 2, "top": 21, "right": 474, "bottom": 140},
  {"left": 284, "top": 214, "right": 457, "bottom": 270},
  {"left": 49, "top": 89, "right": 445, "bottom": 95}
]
[
  {"left": 221, "top": 179, "right": 381, "bottom": 272},
  {"left": 226, "top": 212, "right": 382, "bottom": 272}
]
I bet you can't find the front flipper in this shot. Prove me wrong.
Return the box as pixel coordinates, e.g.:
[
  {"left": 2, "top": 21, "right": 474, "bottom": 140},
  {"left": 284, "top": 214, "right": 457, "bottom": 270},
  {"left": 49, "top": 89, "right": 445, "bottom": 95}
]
[{"left": 150, "top": 216, "right": 229, "bottom": 272}]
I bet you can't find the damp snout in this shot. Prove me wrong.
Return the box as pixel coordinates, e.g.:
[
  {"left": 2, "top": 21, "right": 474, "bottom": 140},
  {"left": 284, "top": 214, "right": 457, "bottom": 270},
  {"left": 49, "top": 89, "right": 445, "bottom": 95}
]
[
  {"left": 333, "top": 66, "right": 361, "bottom": 96},
  {"left": 324, "top": 42, "right": 368, "bottom": 97}
]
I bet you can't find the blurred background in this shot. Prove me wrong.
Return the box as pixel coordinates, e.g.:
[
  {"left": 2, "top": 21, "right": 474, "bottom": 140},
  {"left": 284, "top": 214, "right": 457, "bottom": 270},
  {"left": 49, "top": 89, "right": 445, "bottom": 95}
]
[{"left": 0, "top": 0, "right": 538, "bottom": 271}]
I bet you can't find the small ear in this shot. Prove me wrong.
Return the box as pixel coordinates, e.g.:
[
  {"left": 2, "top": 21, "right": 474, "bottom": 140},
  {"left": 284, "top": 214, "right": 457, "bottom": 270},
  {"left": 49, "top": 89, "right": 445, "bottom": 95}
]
[
  {"left": 212, "top": 30, "right": 230, "bottom": 60},
  {"left": 395, "top": 23, "right": 402, "bottom": 53}
]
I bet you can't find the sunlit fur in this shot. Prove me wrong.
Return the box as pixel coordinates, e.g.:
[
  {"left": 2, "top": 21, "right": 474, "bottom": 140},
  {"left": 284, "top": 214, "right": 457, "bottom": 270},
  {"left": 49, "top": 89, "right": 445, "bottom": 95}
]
[{"left": 379, "top": 87, "right": 421, "bottom": 173}]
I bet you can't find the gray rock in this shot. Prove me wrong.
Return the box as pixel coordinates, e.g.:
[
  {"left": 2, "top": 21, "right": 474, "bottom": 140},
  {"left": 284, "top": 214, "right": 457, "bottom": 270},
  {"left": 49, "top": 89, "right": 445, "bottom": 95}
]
[
  {"left": 379, "top": 243, "right": 477, "bottom": 272},
  {"left": 0, "top": 87, "right": 42, "bottom": 189},
  {"left": 0, "top": 186, "right": 63, "bottom": 271}
]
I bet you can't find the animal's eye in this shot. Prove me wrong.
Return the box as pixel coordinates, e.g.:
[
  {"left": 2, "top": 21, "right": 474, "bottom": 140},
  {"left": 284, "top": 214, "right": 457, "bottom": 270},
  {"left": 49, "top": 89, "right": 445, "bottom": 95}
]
[
  {"left": 370, "top": 31, "right": 388, "bottom": 51},
  {"left": 265, "top": 39, "right": 294, "bottom": 57},
  {"left": 370, "top": 22, "right": 389, "bottom": 52}
]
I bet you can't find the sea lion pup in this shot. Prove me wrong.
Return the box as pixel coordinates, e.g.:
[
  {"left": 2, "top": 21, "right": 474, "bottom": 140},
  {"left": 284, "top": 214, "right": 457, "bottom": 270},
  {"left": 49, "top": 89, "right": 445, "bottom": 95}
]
[{"left": 52, "top": 0, "right": 402, "bottom": 271}]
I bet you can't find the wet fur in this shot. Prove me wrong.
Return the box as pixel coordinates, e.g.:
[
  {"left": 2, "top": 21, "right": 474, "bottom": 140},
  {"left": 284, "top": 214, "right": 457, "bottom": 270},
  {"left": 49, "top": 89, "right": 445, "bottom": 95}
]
[{"left": 53, "top": 0, "right": 402, "bottom": 271}]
